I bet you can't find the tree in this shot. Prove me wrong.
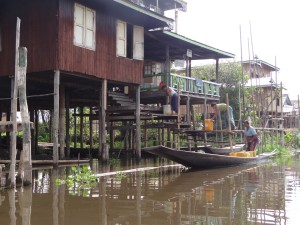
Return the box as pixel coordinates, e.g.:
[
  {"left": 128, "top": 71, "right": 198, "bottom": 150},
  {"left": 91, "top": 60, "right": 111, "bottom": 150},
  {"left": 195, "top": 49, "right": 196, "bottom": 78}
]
[{"left": 191, "top": 60, "right": 252, "bottom": 123}]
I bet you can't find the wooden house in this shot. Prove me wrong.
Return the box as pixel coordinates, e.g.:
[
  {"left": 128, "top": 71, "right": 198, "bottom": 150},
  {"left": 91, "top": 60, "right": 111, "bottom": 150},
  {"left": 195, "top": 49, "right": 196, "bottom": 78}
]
[
  {"left": 243, "top": 60, "right": 281, "bottom": 121},
  {"left": 0, "top": 0, "right": 235, "bottom": 163}
]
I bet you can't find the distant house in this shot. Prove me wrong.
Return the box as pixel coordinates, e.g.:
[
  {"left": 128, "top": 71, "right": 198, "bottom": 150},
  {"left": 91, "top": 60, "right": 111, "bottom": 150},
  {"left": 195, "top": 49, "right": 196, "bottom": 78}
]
[
  {"left": 243, "top": 59, "right": 282, "bottom": 117},
  {"left": 282, "top": 94, "right": 294, "bottom": 115}
]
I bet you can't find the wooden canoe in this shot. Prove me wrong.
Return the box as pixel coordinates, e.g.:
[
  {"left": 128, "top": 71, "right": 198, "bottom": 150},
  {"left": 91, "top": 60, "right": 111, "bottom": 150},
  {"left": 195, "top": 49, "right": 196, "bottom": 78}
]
[
  {"left": 142, "top": 145, "right": 276, "bottom": 169},
  {"left": 205, "top": 144, "right": 245, "bottom": 155}
]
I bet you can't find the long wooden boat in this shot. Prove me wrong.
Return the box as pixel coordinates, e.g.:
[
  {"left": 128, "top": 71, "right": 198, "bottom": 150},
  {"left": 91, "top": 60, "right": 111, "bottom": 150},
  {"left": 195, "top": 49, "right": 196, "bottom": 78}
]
[
  {"left": 205, "top": 144, "right": 245, "bottom": 155},
  {"left": 142, "top": 145, "right": 276, "bottom": 169}
]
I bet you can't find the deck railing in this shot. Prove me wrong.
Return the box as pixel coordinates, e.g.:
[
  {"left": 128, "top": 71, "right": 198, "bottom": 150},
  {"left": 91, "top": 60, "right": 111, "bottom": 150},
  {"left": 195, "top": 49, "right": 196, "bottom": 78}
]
[
  {"left": 128, "top": 0, "right": 163, "bottom": 14},
  {"left": 141, "top": 73, "right": 220, "bottom": 97}
]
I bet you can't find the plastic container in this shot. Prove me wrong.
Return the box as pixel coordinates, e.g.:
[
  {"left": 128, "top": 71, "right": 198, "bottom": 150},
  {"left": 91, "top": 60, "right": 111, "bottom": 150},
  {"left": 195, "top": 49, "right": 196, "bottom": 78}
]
[
  {"left": 229, "top": 152, "right": 237, "bottom": 157},
  {"left": 204, "top": 119, "right": 214, "bottom": 131},
  {"left": 163, "top": 104, "right": 172, "bottom": 115},
  {"left": 236, "top": 151, "right": 251, "bottom": 157},
  {"left": 248, "top": 151, "right": 256, "bottom": 157}
]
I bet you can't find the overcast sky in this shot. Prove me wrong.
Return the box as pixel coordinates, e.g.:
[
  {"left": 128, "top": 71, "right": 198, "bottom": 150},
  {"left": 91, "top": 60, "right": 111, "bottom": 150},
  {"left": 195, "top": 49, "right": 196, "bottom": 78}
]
[{"left": 166, "top": 0, "right": 300, "bottom": 100}]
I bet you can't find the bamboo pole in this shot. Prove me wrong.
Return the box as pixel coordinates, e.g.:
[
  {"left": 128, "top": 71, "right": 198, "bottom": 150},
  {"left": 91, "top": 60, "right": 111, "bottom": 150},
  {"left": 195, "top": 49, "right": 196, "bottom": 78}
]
[
  {"left": 226, "top": 94, "right": 233, "bottom": 151},
  {"left": 239, "top": 25, "right": 245, "bottom": 119},
  {"left": 280, "top": 82, "right": 284, "bottom": 146}
]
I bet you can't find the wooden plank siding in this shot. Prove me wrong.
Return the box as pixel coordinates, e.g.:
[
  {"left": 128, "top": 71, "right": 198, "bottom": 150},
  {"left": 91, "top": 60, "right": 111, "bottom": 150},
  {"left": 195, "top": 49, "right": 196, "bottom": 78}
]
[
  {"left": 0, "top": 0, "right": 144, "bottom": 85},
  {"left": 58, "top": 0, "right": 143, "bottom": 84},
  {"left": 0, "top": 0, "right": 57, "bottom": 76}
]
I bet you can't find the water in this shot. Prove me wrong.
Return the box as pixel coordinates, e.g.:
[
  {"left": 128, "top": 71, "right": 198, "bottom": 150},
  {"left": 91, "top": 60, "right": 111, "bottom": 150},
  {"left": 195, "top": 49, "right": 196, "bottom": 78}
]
[{"left": 0, "top": 155, "right": 300, "bottom": 225}]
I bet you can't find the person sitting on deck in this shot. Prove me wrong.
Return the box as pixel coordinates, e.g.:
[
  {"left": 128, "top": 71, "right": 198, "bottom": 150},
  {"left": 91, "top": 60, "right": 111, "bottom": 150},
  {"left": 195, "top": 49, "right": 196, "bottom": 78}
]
[
  {"left": 243, "top": 120, "right": 259, "bottom": 151},
  {"left": 159, "top": 81, "right": 178, "bottom": 114},
  {"left": 211, "top": 103, "right": 236, "bottom": 130}
]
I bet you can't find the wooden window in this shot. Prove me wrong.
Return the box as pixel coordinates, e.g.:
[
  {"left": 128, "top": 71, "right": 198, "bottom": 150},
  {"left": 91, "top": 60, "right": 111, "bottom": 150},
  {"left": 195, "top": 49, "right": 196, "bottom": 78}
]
[
  {"left": 116, "top": 21, "right": 144, "bottom": 60},
  {"left": 74, "top": 3, "right": 96, "bottom": 50}
]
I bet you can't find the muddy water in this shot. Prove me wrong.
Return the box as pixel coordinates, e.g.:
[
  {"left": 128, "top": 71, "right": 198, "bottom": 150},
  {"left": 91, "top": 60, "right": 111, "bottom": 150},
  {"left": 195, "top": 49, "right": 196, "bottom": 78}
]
[{"left": 0, "top": 156, "right": 300, "bottom": 225}]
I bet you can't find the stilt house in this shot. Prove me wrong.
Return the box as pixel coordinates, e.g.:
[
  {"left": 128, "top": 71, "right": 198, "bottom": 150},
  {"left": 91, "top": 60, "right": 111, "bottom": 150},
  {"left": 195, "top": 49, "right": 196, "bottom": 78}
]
[{"left": 0, "top": 0, "right": 235, "bottom": 163}]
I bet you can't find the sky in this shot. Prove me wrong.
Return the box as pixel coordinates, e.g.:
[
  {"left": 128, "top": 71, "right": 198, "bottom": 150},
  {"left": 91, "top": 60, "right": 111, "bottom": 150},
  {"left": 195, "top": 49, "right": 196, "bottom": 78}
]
[{"left": 166, "top": 0, "right": 300, "bottom": 100}]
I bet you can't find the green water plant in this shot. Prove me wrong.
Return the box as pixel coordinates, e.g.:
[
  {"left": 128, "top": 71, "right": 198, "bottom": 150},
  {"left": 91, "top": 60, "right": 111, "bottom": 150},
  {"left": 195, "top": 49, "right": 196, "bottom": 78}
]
[{"left": 55, "top": 165, "right": 98, "bottom": 195}]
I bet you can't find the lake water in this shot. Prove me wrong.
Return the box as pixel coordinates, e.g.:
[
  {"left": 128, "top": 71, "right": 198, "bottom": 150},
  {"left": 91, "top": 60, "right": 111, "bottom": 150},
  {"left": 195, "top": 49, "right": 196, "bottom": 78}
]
[{"left": 0, "top": 155, "right": 300, "bottom": 225}]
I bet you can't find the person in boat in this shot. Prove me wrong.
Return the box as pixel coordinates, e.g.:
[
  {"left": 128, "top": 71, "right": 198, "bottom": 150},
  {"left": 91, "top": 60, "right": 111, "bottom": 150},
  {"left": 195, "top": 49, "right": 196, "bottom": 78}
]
[
  {"left": 159, "top": 81, "right": 178, "bottom": 114},
  {"left": 243, "top": 120, "right": 259, "bottom": 151},
  {"left": 210, "top": 103, "right": 236, "bottom": 130}
]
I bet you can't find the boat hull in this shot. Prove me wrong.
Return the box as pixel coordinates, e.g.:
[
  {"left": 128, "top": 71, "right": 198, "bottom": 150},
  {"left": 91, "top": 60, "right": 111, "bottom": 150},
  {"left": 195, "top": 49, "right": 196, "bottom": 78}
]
[{"left": 142, "top": 145, "right": 275, "bottom": 169}]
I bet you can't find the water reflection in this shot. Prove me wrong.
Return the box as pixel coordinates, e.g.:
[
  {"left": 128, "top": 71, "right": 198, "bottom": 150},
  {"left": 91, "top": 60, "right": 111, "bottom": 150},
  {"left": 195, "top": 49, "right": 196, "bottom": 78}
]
[{"left": 0, "top": 157, "right": 300, "bottom": 224}]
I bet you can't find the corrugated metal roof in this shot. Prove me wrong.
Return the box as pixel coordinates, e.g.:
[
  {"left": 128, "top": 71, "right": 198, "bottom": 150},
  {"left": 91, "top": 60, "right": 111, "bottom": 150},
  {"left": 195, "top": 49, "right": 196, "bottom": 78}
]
[
  {"left": 92, "top": 0, "right": 174, "bottom": 30},
  {"left": 242, "top": 60, "right": 280, "bottom": 71},
  {"left": 145, "top": 30, "right": 235, "bottom": 61}
]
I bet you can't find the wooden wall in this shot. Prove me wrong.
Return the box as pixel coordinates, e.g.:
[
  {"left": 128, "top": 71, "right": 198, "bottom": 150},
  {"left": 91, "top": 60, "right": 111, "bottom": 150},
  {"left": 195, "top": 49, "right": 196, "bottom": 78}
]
[
  {"left": 58, "top": 0, "right": 143, "bottom": 84},
  {"left": 0, "top": 0, "right": 144, "bottom": 84},
  {"left": 0, "top": 0, "right": 58, "bottom": 76}
]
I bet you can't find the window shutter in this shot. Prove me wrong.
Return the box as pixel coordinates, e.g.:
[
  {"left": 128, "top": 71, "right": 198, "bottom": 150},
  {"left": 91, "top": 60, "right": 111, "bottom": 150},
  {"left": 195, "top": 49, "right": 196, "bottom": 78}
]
[
  {"left": 85, "top": 8, "right": 95, "bottom": 49},
  {"left": 133, "top": 25, "right": 144, "bottom": 60},
  {"left": 116, "top": 20, "right": 126, "bottom": 57},
  {"left": 74, "top": 4, "right": 85, "bottom": 46}
]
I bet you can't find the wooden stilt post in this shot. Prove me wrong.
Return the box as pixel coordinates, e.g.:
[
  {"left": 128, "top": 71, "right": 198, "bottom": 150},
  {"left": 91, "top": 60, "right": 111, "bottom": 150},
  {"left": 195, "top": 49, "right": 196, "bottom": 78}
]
[
  {"left": 177, "top": 83, "right": 180, "bottom": 150},
  {"left": 8, "top": 17, "right": 21, "bottom": 188},
  {"left": 135, "top": 85, "right": 141, "bottom": 158},
  {"left": 89, "top": 106, "right": 93, "bottom": 158},
  {"left": 65, "top": 91, "right": 70, "bottom": 158},
  {"left": 186, "top": 96, "right": 191, "bottom": 151},
  {"left": 59, "top": 85, "right": 65, "bottom": 159},
  {"left": 98, "top": 89, "right": 101, "bottom": 158},
  {"left": 53, "top": 70, "right": 60, "bottom": 166},
  {"left": 74, "top": 107, "right": 77, "bottom": 149},
  {"left": 143, "top": 120, "right": 147, "bottom": 148},
  {"left": 204, "top": 98, "right": 207, "bottom": 146},
  {"left": 16, "top": 47, "right": 32, "bottom": 185},
  {"left": 99, "top": 80, "right": 107, "bottom": 161},
  {"left": 30, "top": 110, "right": 35, "bottom": 156},
  {"left": 80, "top": 107, "right": 84, "bottom": 149}
]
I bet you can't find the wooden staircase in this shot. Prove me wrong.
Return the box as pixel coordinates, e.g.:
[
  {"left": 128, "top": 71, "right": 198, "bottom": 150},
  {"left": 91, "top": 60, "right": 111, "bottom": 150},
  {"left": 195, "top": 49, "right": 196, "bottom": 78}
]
[{"left": 108, "top": 91, "right": 135, "bottom": 107}]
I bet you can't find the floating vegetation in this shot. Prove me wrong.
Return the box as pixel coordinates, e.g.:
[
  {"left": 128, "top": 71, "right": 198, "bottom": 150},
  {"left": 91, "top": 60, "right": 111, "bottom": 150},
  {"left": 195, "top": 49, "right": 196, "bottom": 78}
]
[
  {"left": 115, "top": 171, "right": 127, "bottom": 179},
  {"left": 55, "top": 166, "right": 98, "bottom": 197}
]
